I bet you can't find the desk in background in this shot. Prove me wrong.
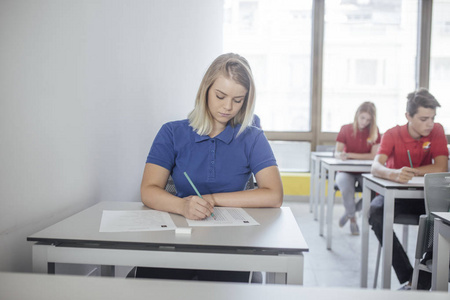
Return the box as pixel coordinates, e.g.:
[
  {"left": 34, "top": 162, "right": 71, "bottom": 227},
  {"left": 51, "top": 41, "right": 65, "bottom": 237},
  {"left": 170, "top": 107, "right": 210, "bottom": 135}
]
[
  {"left": 28, "top": 201, "right": 308, "bottom": 285},
  {"left": 319, "top": 158, "right": 373, "bottom": 249},
  {"left": 309, "top": 151, "right": 334, "bottom": 220},
  {"left": 431, "top": 212, "right": 450, "bottom": 292},
  {"left": 360, "top": 174, "right": 424, "bottom": 289}
]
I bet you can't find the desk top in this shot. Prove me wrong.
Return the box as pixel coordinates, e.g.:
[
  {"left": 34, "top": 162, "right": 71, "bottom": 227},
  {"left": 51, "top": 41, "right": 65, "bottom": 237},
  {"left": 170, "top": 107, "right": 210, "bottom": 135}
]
[
  {"left": 432, "top": 212, "right": 450, "bottom": 224},
  {"left": 320, "top": 157, "right": 373, "bottom": 166},
  {"left": 1, "top": 272, "right": 449, "bottom": 300},
  {"left": 311, "top": 151, "right": 334, "bottom": 158},
  {"left": 28, "top": 202, "right": 308, "bottom": 254},
  {"left": 362, "top": 174, "right": 424, "bottom": 189}
]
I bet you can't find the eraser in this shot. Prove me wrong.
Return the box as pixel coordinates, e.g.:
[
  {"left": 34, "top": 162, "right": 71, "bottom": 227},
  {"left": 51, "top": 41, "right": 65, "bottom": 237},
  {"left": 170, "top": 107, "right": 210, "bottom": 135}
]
[{"left": 175, "top": 227, "right": 192, "bottom": 234}]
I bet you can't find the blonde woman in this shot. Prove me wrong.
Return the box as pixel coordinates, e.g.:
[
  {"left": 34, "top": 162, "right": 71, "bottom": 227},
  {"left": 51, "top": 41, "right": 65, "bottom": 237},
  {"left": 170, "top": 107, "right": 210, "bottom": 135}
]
[
  {"left": 138, "top": 53, "right": 283, "bottom": 282},
  {"left": 335, "top": 102, "right": 380, "bottom": 235}
]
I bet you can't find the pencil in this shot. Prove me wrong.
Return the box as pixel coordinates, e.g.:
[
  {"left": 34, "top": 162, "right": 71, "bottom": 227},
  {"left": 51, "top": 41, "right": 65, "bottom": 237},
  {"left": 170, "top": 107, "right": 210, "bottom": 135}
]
[
  {"left": 407, "top": 150, "right": 413, "bottom": 168},
  {"left": 183, "top": 172, "right": 215, "bottom": 218}
]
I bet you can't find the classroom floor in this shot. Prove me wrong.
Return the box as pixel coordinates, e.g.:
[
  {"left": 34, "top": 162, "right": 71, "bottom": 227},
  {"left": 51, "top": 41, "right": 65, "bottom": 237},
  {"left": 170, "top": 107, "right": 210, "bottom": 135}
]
[{"left": 282, "top": 196, "right": 418, "bottom": 290}]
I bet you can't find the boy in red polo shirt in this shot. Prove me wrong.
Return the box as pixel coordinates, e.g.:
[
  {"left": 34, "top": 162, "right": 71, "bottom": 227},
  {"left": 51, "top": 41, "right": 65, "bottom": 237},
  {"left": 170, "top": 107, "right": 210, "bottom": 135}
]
[{"left": 369, "top": 88, "right": 448, "bottom": 290}]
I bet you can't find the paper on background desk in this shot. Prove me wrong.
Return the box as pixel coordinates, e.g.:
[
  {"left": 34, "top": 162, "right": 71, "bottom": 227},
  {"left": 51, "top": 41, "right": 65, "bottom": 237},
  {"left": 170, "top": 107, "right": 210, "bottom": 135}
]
[
  {"left": 100, "top": 210, "right": 176, "bottom": 232},
  {"left": 408, "top": 176, "right": 424, "bottom": 185},
  {"left": 186, "top": 207, "right": 259, "bottom": 227}
]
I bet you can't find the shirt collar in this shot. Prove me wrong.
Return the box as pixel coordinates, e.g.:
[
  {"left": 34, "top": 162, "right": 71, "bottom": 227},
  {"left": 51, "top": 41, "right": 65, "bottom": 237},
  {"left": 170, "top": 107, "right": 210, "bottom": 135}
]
[
  {"left": 194, "top": 123, "right": 237, "bottom": 144},
  {"left": 401, "top": 123, "right": 431, "bottom": 143},
  {"left": 400, "top": 124, "right": 416, "bottom": 143}
]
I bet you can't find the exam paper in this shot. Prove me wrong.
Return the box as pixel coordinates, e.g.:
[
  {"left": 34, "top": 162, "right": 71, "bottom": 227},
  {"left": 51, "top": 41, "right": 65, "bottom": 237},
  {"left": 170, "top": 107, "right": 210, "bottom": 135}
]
[
  {"left": 99, "top": 210, "right": 176, "bottom": 232},
  {"left": 408, "top": 176, "right": 424, "bottom": 185},
  {"left": 186, "top": 207, "right": 259, "bottom": 227}
]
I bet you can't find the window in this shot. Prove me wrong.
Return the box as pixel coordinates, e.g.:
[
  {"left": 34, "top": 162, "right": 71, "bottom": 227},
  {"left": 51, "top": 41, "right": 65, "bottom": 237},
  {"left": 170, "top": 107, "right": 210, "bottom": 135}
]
[
  {"left": 354, "top": 59, "right": 378, "bottom": 86},
  {"left": 223, "top": 0, "right": 448, "bottom": 153},
  {"left": 322, "top": 0, "right": 418, "bottom": 133},
  {"left": 429, "top": 0, "right": 450, "bottom": 134},
  {"left": 223, "top": 0, "right": 313, "bottom": 132}
]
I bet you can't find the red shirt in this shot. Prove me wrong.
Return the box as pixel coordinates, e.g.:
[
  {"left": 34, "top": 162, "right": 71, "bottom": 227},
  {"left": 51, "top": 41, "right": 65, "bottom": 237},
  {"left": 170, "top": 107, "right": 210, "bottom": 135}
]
[
  {"left": 378, "top": 123, "right": 449, "bottom": 169},
  {"left": 336, "top": 123, "right": 381, "bottom": 153}
]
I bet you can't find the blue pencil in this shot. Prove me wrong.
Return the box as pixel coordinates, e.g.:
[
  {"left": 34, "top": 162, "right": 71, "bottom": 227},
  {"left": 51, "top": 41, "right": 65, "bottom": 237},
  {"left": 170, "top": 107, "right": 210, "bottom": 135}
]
[
  {"left": 183, "top": 172, "right": 215, "bottom": 218},
  {"left": 407, "top": 150, "right": 413, "bottom": 168}
]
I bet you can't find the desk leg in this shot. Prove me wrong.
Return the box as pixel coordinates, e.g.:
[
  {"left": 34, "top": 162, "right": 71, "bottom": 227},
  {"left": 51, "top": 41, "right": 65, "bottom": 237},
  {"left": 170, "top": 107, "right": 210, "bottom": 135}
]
[
  {"left": 319, "top": 164, "right": 327, "bottom": 236},
  {"left": 266, "top": 273, "right": 286, "bottom": 284},
  {"left": 32, "top": 243, "right": 55, "bottom": 274},
  {"left": 381, "top": 190, "right": 395, "bottom": 289},
  {"left": 310, "top": 158, "right": 315, "bottom": 213},
  {"left": 432, "top": 218, "right": 450, "bottom": 291},
  {"left": 360, "top": 179, "right": 371, "bottom": 288},
  {"left": 326, "top": 169, "right": 335, "bottom": 250},
  {"left": 286, "top": 253, "right": 303, "bottom": 285},
  {"left": 266, "top": 254, "right": 303, "bottom": 285},
  {"left": 314, "top": 160, "right": 321, "bottom": 221},
  {"left": 101, "top": 265, "right": 115, "bottom": 277}
]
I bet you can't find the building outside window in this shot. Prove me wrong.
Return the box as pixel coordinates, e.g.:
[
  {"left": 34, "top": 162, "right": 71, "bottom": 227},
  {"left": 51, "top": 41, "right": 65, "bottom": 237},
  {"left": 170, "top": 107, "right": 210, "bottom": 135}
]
[
  {"left": 224, "top": 0, "right": 313, "bottom": 132},
  {"left": 224, "top": 0, "right": 449, "bottom": 170},
  {"left": 322, "top": 0, "right": 418, "bottom": 133},
  {"left": 429, "top": 0, "right": 450, "bottom": 134}
]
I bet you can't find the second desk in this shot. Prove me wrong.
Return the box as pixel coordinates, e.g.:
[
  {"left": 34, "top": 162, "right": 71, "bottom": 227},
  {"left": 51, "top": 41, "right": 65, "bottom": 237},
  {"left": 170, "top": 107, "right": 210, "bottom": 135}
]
[
  {"left": 360, "top": 174, "right": 424, "bottom": 289},
  {"left": 320, "top": 158, "right": 373, "bottom": 249}
]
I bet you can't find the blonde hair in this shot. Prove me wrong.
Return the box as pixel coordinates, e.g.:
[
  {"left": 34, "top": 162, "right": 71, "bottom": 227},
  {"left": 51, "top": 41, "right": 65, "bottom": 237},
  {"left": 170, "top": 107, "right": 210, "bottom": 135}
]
[
  {"left": 188, "top": 53, "right": 256, "bottom": 136},
  {"left": 353, "top": 101, "right": 378, "bottom": 144}
]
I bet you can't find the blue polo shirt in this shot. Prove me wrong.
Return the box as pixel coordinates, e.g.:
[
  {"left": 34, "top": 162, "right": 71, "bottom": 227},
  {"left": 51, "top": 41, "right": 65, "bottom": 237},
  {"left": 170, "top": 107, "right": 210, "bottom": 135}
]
[{"left": 146, "top": 119, "right": 277, "bottom": 198}]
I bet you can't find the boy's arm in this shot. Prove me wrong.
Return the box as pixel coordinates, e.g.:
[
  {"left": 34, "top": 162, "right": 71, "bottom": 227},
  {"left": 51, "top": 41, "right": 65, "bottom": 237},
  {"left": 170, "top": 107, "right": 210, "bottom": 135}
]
[
  {"left": 415, "top": 155, "right": 449, "bottom": 175},
  {"left": 371, "top": 154, "right": 417, "bottom": 183}
]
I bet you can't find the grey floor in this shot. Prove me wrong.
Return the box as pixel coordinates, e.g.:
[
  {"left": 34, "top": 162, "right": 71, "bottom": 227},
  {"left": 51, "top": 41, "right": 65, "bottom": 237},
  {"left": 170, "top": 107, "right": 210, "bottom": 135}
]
[{"left": 282, "top": 196, "right": 419, "bottom": 290}]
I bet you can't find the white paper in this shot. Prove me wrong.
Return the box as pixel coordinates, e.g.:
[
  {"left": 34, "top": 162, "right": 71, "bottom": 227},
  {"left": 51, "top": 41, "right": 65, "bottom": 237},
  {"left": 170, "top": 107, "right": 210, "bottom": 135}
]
[
  {"left": 186, "top": 207, "right": 259, "bottom": 227},
  {"left": 407, "top": 176, "right": 424, "bottom": 185},
  {"left": 100, "top": 210, "right": 176, "bottom": 232}
]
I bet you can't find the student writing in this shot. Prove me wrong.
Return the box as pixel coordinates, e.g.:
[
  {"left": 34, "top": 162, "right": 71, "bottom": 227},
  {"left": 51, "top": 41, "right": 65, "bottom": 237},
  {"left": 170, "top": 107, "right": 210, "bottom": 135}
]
[
  {"left": 138, "top": 53, "right": 283, "bottom": 282},
  {"left": 335, "top": 102, "right": 381, "bottom": 235},
  {"left": 369, "top": 88, "right": 448, "bottom": 290}
]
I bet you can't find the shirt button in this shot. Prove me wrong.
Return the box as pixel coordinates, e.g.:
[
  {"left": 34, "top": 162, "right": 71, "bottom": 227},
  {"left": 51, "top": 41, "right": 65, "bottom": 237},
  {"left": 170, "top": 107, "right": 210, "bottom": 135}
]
[{"left": 211, "top": 161, "right": 215, "bottom": 165}]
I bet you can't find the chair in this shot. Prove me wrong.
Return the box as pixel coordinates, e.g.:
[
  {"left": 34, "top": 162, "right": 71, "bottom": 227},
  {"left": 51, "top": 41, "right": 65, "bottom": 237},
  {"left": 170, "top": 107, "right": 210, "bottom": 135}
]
[
  {"left": 411, "top": 172, "right": 450, "bottom": 290},
  {"left": 165, "top": 176, "right": 177, "bottom": 195},
  {"left": 245, "top": 173, "right": 256, "bottom": 190}
]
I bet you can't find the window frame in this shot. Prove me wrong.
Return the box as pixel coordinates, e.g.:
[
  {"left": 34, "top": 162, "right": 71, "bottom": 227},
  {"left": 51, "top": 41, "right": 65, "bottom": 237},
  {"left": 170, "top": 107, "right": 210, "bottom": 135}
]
[{"left": 264, "top": 0, "right": 450, "bottom": 148}]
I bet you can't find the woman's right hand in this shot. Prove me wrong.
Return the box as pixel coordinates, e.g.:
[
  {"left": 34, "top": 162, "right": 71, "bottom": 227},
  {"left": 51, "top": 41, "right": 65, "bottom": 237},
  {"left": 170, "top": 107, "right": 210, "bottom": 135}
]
[{"left": 182, "top": 195, "right": 215, "bottom": 220}]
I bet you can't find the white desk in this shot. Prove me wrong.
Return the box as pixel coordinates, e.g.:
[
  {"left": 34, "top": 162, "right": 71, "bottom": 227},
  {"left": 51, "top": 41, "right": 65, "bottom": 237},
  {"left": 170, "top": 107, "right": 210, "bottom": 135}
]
[
  {"left": 2, "top": 272, "right": 450, "bottom": 300},
  {"left": 309, "top": 152, "right": 334, "bottom": 219},
  {"left": 319, "top": 158, "right": 373, "bottom": 249},
  {"left": 360, "top": 174, "right": 424, "bottom": 289},
  {"left": 27, "top": 201, "right": 308, "bottom": 285},
  {"left": 431, "top": 212, "right": 450, "bottom": 291}
]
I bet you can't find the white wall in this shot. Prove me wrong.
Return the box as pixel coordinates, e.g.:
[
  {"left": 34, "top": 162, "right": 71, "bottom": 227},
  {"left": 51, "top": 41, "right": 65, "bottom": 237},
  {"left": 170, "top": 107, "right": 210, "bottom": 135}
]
[{"left": 0, "top": 0, "right": 223, "bottom": 272}]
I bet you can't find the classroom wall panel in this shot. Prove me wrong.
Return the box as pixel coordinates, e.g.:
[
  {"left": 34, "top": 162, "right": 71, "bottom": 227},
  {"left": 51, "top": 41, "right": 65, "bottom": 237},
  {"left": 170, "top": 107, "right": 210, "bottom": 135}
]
[{"left": 0, "top": 0, "right": 223, "bottom": 272}]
